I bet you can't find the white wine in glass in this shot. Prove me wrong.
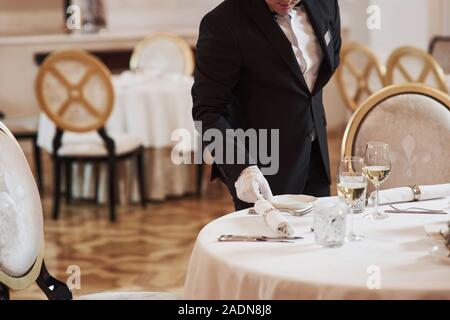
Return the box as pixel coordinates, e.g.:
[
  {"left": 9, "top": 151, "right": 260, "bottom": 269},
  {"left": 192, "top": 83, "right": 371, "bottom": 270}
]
[
  {"left": 337, "top": 181, "right": 367, "bottom": 202},
  {"left": 364, "top": 143, "right": 391, "bottom": 220},
  {"left": 337, "top": 157, "right": 366, "bottom": 242},
  {"left": 364, "top": 166, "right": 391, "bottom": 185}
]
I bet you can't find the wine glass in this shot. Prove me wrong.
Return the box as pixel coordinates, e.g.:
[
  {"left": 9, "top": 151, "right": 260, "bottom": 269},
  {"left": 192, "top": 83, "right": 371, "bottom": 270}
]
[
  {"left": 363, "top": 142, "right": 391, "bottom": 220},
  {"left": 337, "top": 156, "right": 366, "bottom": 242}
]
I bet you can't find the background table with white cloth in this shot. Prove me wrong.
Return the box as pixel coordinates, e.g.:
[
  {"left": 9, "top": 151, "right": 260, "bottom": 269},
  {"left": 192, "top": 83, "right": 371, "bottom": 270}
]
[
  {"left": 38, "top": 71, "right": 199, "bottom": 202},
  {"left": 184, "top": 197, "right": 450, "bottom": 299}
]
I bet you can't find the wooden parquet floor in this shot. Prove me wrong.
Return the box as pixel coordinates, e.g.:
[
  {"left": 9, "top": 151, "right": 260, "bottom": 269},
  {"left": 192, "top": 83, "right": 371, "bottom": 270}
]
[{"left": 9, "top": 128, "right": 344, "bottom": 300}]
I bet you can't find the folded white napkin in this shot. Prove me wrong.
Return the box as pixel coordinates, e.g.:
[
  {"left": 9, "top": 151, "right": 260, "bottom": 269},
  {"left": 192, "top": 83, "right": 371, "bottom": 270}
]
[
  {"left": 370, "top": 183, "right": 450, "bottom": 205},
  {"left": 254, "top": 199, "right": 294, "bottom": 236}
]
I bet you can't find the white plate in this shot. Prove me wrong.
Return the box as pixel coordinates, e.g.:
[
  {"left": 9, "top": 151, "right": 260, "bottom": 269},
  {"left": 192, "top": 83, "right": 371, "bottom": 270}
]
[
  {"left": 270, "top": 194, "right": 317, "bottom": 211},
  {"left": 424, "top": 222, "right": 449, "bottom": 243},
  {"left": 430, "top": 244, "right": 450, "bottom": 265}
]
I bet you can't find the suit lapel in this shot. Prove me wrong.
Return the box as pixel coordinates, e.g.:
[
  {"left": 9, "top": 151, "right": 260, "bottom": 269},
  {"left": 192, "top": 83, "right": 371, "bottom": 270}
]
[{"left": 244, "top": 0, "right": 309, "bottom": 92}]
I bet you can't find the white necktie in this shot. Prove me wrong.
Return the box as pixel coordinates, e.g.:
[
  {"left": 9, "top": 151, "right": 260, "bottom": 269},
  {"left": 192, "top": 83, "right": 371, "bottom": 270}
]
[{"left": 276, "top": 14, "right": 308, "bottom": 74}]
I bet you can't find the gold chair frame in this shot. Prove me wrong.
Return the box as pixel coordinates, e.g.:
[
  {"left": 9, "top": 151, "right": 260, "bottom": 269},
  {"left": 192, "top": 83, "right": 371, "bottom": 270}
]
[
  {"left": 129, "top": 33, "right": 195, "bottom": 75},
  {"left": 0, "top": 122, "right": 71, "bottom": 300},
  {"left": 35, "top": 49, "right": 114, "bottom": 133},
  {"left": 335, "top": 42, "right": 387, "bottom": 112},
  {"left": 341, "top": 83, "right": 450, "bottom": 159},
  {"left": 386, "top": 46, "right": 449, "bottom": 94}
]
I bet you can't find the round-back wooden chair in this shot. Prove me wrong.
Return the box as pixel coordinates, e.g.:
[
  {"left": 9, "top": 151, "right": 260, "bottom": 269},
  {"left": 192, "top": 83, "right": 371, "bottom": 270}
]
[
  {"left": 342, "top": 84, "right": 450, "bottom": 189},
  {"left": 335, "top": 42, "right": 386, "bottom": 112},
  {"left": 386, "top": 46, "right": 449, "bottom": 94},
  {"left": 35, "top": 49, "right": 146, "bottom": 222},
  {"left": 0, "top": 121, "right": 180, "bottom": 300},
  {"left": 429, "top": 36, "right": 450, "bottom": 74},
  {"left": 129, "top": 33, "right": 194, "bottom": 75}
]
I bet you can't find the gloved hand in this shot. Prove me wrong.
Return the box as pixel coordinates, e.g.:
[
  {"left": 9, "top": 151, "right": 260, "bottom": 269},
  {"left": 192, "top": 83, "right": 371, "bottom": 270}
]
[{"left": 234, "top": 166, "right": 273, "bottom": 203}]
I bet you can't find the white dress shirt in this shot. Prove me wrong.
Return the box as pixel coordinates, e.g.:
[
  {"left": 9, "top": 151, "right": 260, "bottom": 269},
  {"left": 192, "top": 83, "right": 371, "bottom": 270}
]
[{"left": 275, "top": 5, "right": 323, "bottom": 92}]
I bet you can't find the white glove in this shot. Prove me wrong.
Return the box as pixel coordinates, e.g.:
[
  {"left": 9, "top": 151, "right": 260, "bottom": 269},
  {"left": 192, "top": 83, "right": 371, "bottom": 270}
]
[{"left": 234, "top": 166, "right": 273, "bottom": 203}]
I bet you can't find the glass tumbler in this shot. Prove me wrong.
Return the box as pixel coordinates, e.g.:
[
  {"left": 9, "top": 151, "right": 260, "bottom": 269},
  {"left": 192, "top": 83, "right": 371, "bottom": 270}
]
[{"left": 313, "top": 199, "right": 348, "bottom": 248}]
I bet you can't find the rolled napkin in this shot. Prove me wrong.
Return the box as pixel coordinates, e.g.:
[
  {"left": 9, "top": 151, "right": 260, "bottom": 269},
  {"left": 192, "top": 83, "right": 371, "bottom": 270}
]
[
  {"left": 370, "top": 183, "right": 450, "bottom": 205},
  {"left": 254, "top": 199, "right": 294, "bottom": 236}
]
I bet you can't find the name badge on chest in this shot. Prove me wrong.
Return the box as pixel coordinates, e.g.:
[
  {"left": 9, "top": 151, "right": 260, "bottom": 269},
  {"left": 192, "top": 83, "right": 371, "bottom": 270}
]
[{"left": 324, "top": 29, "right": 332, "bottom": 46}]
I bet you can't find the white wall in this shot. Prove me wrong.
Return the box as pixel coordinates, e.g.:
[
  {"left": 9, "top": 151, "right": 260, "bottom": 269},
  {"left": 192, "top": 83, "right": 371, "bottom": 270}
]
[
  {"left": 0, "top": 0, "right": 64, "bottom": 35},
  {"left": 0, "top": 0, "right": 223, "bottom": 118},
  {"left": 106, "top": 0, "right": 223, "bottom": 32},
  {"left": 0, "top": 0, "right": 223, "bottom": 36},
  {"left": 367, "top": 0, "right": 448, "bottom": 60}
]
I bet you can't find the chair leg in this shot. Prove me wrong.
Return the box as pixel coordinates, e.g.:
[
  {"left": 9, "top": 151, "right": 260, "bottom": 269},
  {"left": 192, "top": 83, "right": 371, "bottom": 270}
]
[
  {"left": 94, "top": 163, "right": 100, "bottom": 203},
  {"left": 52, "top": 157, "right": 62, "bottom": 220},
  {"left": 33, "top": 136, "right": 44, "bottom": 192},
  {"left": 65, "top": 161, "right": 72, "bottom": 205},
  {"left": 196, "top": 163, "right": 204, "bottom": 197},
  {"left": 36, "top": 261, "right": 72, "bottom": 300},
  {"left": 107, "top": 156, "right": 117, "bottom": 222},
  {"left": 0, "top": 282, "right": 9, "bottom": 300},
  {"left": 136, "top": 148, "right": 147, "bottom": 207}
]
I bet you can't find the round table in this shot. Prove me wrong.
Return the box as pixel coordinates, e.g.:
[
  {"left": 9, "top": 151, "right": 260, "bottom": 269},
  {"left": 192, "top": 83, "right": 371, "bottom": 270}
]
[{"left": 184, "top": 197, "right": 450, "bottom": 299}]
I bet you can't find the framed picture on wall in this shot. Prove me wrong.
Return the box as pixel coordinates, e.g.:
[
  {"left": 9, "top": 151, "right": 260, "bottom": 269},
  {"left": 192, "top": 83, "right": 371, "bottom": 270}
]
[{"left": 64, "top": 0, "right": 107, "bottom": 33}]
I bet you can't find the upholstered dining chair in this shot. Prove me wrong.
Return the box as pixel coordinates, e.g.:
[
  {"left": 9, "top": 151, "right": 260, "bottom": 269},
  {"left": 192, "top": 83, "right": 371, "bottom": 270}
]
[
  {"left": 386, "top": 46, "right": 449, "bottom": 94},
  {"left": 35, "top": 49, "right": 146, "bottom": 222},
  {"left": 341, "top": 83, "right": 450, "bottom": 189},
  {"left": 0, "top": 121, "right": 180, "bottom": 300},
  {"left": 335, "top": 42, "right": 386, "bottom": 112},
  {"left": 129, "top": 33, "right": 195, "bottom": 76},
  {"left": 429, "top": 36, "right": 450, "bottom": 75}
]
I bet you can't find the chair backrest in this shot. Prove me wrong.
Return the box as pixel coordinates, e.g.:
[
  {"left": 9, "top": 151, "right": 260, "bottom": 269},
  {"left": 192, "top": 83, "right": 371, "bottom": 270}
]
[
  {"left": 129, "top": 33, "right": 194, "bottom": 75},
  {"left": 335, "top": 42, "right": 386, "bottom": 111},
  {"left": 342, "top": 84, "right": 450, "bottom": 189},
  {"left": 35, "top": 49, "right": 114, "bottom": 133},
  {"left": 386, "top": 46, "right": 449, "bottom": 94},
  {"left": 429, "top": 36, "right": 450, "bottom": 74},
  {"left": 0, "top": 121, "right": 44, "bottom": 290}
]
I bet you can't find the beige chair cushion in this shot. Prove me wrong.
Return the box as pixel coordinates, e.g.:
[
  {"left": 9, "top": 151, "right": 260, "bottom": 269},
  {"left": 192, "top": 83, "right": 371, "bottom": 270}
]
[
  {"left": 353, "top": 93, "right": 450, "bottom": 189},
  {"left": 57, "top": 132, "right": 142, "bottom": 157},
  {"left": 0, "top": 126, "right": 43, "bottom": 277},
  {"left": 77, "top": 291, "right": 181, "bottom": 300}
]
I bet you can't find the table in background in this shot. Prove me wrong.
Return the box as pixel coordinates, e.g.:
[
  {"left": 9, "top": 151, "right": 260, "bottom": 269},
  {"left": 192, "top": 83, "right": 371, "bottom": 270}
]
[
  {"left": 184, "top": 197, "right": 450, "bottom": 299},
  {"left": 38, "top": 71, "right": 198, "bottom": 202}
]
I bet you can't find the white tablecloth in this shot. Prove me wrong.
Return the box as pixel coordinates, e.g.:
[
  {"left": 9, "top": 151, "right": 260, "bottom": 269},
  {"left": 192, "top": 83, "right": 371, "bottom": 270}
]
[
  {"left": 184, "top": 197, "right": 450, "bottom": 300},
  {"left": 37, "top": 71, "right": 198, "bottom": 201}
]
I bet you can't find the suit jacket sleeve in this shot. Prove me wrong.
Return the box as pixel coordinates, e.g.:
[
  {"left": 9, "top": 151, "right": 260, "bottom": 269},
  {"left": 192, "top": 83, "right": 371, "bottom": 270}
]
[
  {"left": 192, "top": 12, "right": 253, "bottom": 185},
  {"left": 332, "top": 0, "right": 342, "bottom": 70}
]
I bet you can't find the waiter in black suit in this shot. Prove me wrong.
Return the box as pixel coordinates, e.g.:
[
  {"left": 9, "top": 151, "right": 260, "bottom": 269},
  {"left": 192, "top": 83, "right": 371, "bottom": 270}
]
[{"left": 192, "top": 0, "right": 342, "bottom": 210}]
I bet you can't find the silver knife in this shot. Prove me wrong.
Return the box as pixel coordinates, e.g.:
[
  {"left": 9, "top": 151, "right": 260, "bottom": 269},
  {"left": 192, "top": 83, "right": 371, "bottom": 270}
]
[
  {"left": 218, "top": 235, "right": 302, "bottom": 243},
  {"left": 384, "top": 210, "right": 447, "bottom": 214}
]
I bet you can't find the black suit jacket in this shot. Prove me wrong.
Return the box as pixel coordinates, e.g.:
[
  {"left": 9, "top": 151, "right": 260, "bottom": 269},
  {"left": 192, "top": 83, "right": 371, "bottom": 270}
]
[{"left": 192, "top": 0, "right": 341, "bottom": 196}]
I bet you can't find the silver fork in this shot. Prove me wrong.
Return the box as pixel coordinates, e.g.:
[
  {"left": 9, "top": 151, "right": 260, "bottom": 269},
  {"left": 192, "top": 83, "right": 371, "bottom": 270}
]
[
  {"left": 387, "top": 204, "right": 446, "bottom": 214},
  {"left": 248, "top": 207, "right": 313, "bottom": 216}
]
